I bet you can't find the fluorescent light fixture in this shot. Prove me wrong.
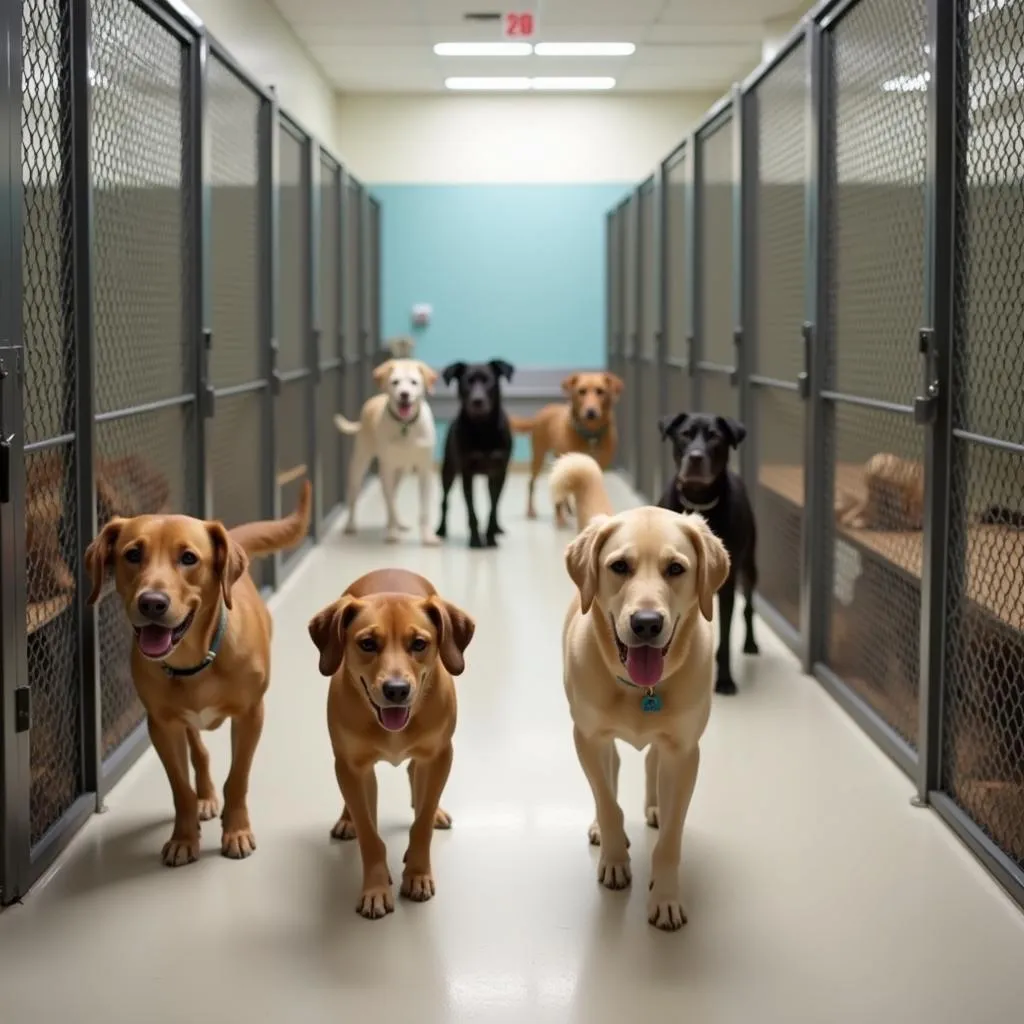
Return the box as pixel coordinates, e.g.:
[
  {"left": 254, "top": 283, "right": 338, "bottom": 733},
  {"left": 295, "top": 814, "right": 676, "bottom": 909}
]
[
  {"left": 434, "top": 42, "right": 532, "bottom": 56},
  {"left": 533, "top": 42, "right": 635, "bottom": 56},
  {"left": 531, "top": 76, "right": 616, "bottom": 91},
  {"left": 445, "top": 76, "right": 532, "bottom": 91},
  {"left": 881, "top": 72, "right": 929, "bottom": 93}
]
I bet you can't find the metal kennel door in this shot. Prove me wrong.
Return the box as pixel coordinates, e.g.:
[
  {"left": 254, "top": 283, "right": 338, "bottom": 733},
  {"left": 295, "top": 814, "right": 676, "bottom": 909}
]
[
  {"left": 693, "top": 102, "right": 740, "bottom": 431},
  {"left": 743, "top": 35, "right": 810, "bottom": 648},
  {"left": 811, "top": 0, "right": 930, "bottom": 771},
  {"left": 661, "top": 142, "right": 691, "bottom": 491},
  {"left": 621, "top": 192, "right": 639, "bottom": 485},
  {"left": 274, "top": 114, "right": 315, "bottom": 575},
  {"left": 342, "top": 173, "right": 363, "bottom": 419},
  {"left": 636, "top": 175, "right": 662, "bottom": 502}
]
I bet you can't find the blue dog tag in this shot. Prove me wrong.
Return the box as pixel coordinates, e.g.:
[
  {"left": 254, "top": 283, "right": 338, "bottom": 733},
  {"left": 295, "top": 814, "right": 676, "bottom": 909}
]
[{"left": 642, "top": 689, "right": 662, "bottom": 713}]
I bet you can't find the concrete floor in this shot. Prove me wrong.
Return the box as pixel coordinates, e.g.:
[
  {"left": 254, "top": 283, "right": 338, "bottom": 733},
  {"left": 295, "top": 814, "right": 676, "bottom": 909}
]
[{"left": 1, "top": 472, "right": 1024, "bottom": 1023}]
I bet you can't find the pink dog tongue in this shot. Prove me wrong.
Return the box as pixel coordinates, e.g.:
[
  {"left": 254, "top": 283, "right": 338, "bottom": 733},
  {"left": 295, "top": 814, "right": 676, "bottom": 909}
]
[
  {"left": 626, "top": 646, "right": 664, "bottom": 687},
  {"left": 397, "top": 402, "right": 413, "bottom": 420},
  {"left": 138, "top": 625, "right": 174, "bottom": 658},
  {"left": 380, "top": 707, "right": 411, "bottom": 732}
]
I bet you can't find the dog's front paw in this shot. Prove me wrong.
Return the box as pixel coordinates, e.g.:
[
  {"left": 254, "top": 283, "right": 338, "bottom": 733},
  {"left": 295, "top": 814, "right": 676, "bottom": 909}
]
[
  {"left": 197, "top": 796, "right": 220, "bottom": 822},
  {"left": 597, "top": 855, "right": 632, "bottom": 890},
  {"left": 469, "top": 534, "right": 484, "bottom": 549},
  {"left": 433, "top": 807, "right": 453, "bottom": 830},
  {"left": 331, "top": 815, "right": 357, "bottom": 840},
  {"left": 743, "top": 636, "right": 760, "bottom": 655},
  {"left": 435, "top": 523, "right": 447, "bottom": 539},
  {"left": 385, "top": 528, "right": 400, "bottom": 545},
  {"left": 221, "top": 827, "right": 257, "bottom": 860},
  {"left": 357, "top": 883, "right": 395, "bottom": 920},
  {"left": 343, "top": 519, "right": 356, "bottom": 536},
  {"left": 588, "top": 821, "right": 631, "bottom": 848},
  {"left": 161, "top": 834, "right": 200, "bottom": 868},
  {"left": 485, "top": 533, "right": 499, "bottom": 548},
  {"left": 647, "top": 883, "right": 687, "bottom": 931},
  {"left": 715, "top": 675, "right": 738, "bottom": 696},
  {"left": 421, "top": 532, "right": 441, "bottom": 547},
  {"left": 400, "top": 869, "right": 437, "bottom": 902},
  {"left": 645, "top": 806, "right": 660, "bottom": 829},
  {"left": 494, "top": 524, "right": 505, "bottom": 535}
]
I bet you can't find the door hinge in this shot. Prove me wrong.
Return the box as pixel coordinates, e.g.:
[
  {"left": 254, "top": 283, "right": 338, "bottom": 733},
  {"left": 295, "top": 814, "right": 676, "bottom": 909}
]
[
  {"left": 15, "top": 687, "right": 30, "bottom": 733},
  {"left": 797, "top": 322, "right": 812, "bottom": 400},
  {"left": 914, "top": 382, "right": 939, "bottom": 425}
]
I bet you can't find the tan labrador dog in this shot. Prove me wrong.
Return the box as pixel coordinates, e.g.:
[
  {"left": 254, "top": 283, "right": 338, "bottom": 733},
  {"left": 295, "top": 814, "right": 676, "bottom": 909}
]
[
  {"left": 308, "top": 569, "right": 475, "bottom": 919},
  {"left": 835, "top": 452, "right": 925, "bottom": 531},
  {"left": 551, "top": 453, "right": 730, "bottom": 930},
  {"left": 335, "top": 358, "right": 440, "bottom": 545}
]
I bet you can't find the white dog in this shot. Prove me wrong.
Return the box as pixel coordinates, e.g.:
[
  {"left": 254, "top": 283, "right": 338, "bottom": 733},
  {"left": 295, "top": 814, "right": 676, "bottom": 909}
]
[{"left": 335, "top": 359, "right": 440, "bottom": 546}]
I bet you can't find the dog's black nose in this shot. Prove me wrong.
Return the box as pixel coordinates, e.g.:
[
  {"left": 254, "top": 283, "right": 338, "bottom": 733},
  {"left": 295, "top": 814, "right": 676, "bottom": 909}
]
[
  {"left": 470, "top": 396, "right": 486, "bottom": 410},
  {"left": 630, "top": 610, "right": 665, "bottom": 642},
  {"left": 381, "top": 679, "right": 411, "bottom": 705},
  {"left": 137, "top": 590, "right": 170, "bottom": 620},
  {"left": 398, "top": 390, "right": 411, "bottom": 402},
  {"left": 584, "top": 408, "right": 599, "bottom": 420},
  {"left": 687, "top": 451, "right": 706, "bottom": 466}
]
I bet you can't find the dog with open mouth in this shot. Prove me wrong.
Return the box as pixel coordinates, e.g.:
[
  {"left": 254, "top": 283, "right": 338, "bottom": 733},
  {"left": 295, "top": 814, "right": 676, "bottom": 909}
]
[
  {"left": 83, "top": 481, "right": 312, "bottom": 868},
  {"left": 550, "top": 453, "right": 729, "bottom": 931},
  {"left": 308, "top": 568, "right": 475, "bottom": 920},
  {"left": 335, "top": 358, "right": 440, "bottom": 545}
]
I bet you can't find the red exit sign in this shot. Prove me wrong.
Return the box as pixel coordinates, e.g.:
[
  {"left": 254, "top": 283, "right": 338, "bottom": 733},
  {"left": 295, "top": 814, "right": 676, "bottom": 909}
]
[{"left": 504, "top": 11, "right": 536, "bottom": 39}]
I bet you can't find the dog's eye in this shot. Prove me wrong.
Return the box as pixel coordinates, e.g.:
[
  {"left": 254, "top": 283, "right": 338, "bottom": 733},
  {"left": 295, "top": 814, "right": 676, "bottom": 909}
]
[
  {"left": 124, "top": 547, "right": 142, "bottom": 564},
  {"left": 180, "top": 551, "right": 198, "bottom": 567},
  {"left": 357, "top": 637, "right": 378, "bottom": 653},
  {"left": 666, "top": 561, "right": 686, "bottom": 577},
  {"left": 595, "top": 388, "right": 605, "bottom": 397},
  {"left": 609, "top": 559, "right": 631, "bottom": 576},
  {"left": 410, "top": 637, "right": 428, "bottom": 653}
]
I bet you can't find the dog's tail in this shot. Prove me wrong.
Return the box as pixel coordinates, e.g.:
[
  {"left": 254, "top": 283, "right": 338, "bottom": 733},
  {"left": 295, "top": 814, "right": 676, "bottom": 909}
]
[
  {"left": 549, "top": 453, "right": 612, "bottom": 532},
  {"left": 333, "top": 414, "right": 361, "bottom": 436},
  {"left": 230, "top": 479, "right": 312, "bottom": 557},
  {"left": 508, "top": 415, "right": 537, "bottom": 434}
]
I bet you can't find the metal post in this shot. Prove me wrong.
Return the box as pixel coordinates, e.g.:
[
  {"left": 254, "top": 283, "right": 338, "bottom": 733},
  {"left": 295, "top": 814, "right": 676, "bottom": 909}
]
[
  {"left": 633, "top": 182, "right": 645, "bottom": 494},
  {"left": 186, "top": 32, "right": 209, "bottom": 519},
  {"left": 737, "top": 82, "right": 761, "bottom": 491},
  {"left": 259, "top": 92, "right": 280, "bottom": 589},
  {"left": 655, "top": 162, "right": 669, "bottom": 497},
  {"left": 64, "top": 0, "right": 102, "bottom": 805},
  {"left": 916, "top": 0, "right": 963, "bottom": 802},
  {"left": 306, "top": 139, "right": 321, "bottom": 538},
  {"left": 687, "top": 132, "right": 702, "bottom": 411},
  {"left": 800, "top": 19, "right": 833, "bottom": 673}
]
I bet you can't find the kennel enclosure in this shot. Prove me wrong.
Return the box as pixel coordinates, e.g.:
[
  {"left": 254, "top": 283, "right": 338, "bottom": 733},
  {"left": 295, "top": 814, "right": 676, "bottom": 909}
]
[
  {"left": 607, "top": 0, "right": 1024, "bottom": 910},
  {"left": 0, "top": 0, "right": 382, "bottom": 905}
]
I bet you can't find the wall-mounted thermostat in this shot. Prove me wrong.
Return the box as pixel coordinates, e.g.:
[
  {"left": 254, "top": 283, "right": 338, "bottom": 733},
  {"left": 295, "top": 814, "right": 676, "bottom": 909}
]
[{"left": 411, "top": 303, "right": 432, "bottom": 328}]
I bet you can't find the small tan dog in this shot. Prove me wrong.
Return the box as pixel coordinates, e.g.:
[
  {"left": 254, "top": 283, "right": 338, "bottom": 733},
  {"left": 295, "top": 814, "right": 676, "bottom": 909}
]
[
  {"left": 510, "top": 370, "right": 623, "bottom": 525},
  {"left": 308, "top": 569, "right": 475, "bottom": 919},
  {"left": 551, "top": 453, "right": 729, "bottom": 930},
  {"left": 84, "top": 482, "right": 312, "bottom": 866},
  {"left": 835, "top": 452, "right": 925, "bottom": 530},
  {"left": 335, "top": 359, "right": 440, "bottom": 545}
]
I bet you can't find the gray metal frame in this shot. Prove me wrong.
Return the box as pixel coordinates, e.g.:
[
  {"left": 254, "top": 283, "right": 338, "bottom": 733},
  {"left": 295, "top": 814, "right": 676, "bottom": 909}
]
[
  {"left": 0, "top": 0, "right": 380, "bottom": 905},
  {"left": 606, "top": 0, "right": 1024, "bottom": 912}
]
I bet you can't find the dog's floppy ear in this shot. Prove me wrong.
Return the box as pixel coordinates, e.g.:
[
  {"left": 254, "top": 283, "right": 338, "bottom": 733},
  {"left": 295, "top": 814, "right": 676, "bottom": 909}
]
[
  {"left": 716, "top": 416, "right": 746, "bottom": 448},
  {"left": 603, "top": 372, "right": 624, "bottom": 400},
  {"left": 415, "top": 361, "right": 439, "bottom": 394},
  {"left": 84, "top": 518, "right": 126, "bottom": 605},
  {"left": 308, "top": 596, "right": 364, "bottom": 677},
  {"left": 658, "top": 411, "right": 689, "bottom": 441},
  {"left": 423, "top": 596, "right": 476, "bottom": 676},
  {"left": 564, "top": 515, "right": 616, "bottom": 615},
  {"left": 678, "top": 515, "right": 731, "bottom": 622},
  {"left": 442, "top": 361, "right": 467, "bottom": 386},
  {"left": 206, "top": 522, "right": 249, "bottom": 610},
  {"left": 490, "top": 359, "right": 514, "bottom": 382},
  {"left": 561, "top": 373, "right": 579, "bottom": 396},
  {"left": 372, "top": 359, "right": 395, "bottom": 389}
]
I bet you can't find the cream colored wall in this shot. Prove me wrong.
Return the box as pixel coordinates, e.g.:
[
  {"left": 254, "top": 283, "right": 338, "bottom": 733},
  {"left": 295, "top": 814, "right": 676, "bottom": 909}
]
[
  {"left": 186, "top": 0, "right": 340, "bottom": 154},
  {"left": 334, "top": 93, "right": 721, "bottom": 184}
]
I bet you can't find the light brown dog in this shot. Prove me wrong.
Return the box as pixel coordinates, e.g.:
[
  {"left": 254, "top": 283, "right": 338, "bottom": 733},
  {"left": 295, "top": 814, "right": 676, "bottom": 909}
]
[
  {"left": 308, "top": 569, "right": 475, "bottom": 920},
  {"left": 551, "top": 453, "right": 730, "bottom": 931},
  {"left": 83, "top": 481, "right": 312, "bottom": 867},
  {"left": 835, "top": 452, "right": 925, "bottom": 531},
  {"left": 510, "top": 370, "right": 624, "bottom": 525}
]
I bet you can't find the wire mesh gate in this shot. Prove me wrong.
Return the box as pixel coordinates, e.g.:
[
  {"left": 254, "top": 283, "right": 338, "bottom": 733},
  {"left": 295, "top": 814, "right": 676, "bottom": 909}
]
[
  {"left": 0, "top": 0, "right": 382, "bottom": 905},
  {"left": 605, "top": 0, "right": 1024, "bottom": 910}
]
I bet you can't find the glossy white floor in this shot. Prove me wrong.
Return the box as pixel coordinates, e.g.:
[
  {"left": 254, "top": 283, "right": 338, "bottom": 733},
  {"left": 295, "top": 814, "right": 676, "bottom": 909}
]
[{"left": 1, "top": 472, "right": 1024, "bottom": 1023}]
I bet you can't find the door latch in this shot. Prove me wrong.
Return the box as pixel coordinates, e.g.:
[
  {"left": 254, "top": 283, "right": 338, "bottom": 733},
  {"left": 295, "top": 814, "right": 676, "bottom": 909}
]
[{"left": 914, "top": 382, "right": 939, "bottom": 425}]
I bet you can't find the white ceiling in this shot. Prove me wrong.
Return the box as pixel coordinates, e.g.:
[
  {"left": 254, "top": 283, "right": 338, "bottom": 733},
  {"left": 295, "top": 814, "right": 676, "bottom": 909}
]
[{"left": 271, "top": 0, "right": 808, "bottom": 94}]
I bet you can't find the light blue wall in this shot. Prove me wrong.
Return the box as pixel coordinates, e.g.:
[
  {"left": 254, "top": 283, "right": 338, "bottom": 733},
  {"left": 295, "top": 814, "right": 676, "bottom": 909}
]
[{"left": 373, "top": 183, "right": 631, "bottom": 370}]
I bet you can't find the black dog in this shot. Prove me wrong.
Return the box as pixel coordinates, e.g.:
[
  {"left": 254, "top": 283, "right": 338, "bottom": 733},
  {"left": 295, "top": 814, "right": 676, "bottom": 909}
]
[
  {"left": 436, "top": 360, "right": 515, "bottom": 548},
  {"left": 658, "top": 412, "right": 759, "bottom": 695}
]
